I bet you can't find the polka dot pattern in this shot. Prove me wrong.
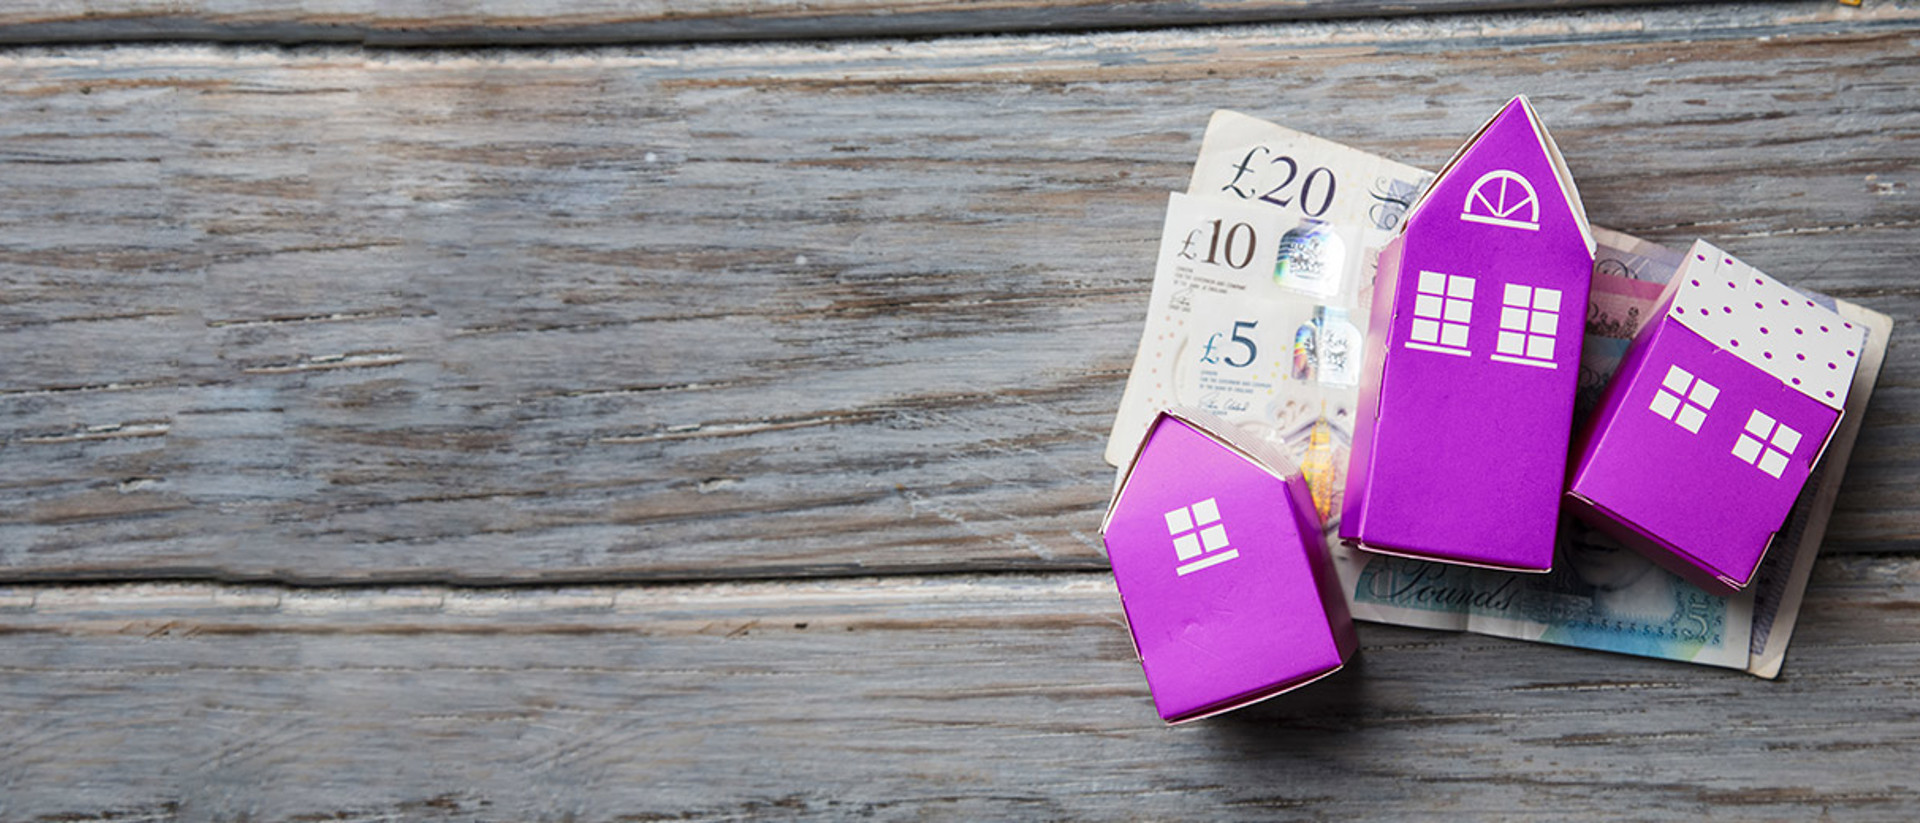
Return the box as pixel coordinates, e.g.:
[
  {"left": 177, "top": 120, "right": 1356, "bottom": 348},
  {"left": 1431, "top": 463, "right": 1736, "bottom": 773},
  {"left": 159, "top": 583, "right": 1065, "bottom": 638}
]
[{"left": 1667, "top": 240, "right": 1866, "bottom": 411}]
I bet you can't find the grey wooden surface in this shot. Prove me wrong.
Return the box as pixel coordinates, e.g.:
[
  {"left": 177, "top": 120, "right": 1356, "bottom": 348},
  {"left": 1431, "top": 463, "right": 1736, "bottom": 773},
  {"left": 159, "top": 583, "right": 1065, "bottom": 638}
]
[
  {"left": 0, "top": 1, "right": 1916, "bottom": 819},
  {"left": 1, "top": 1, "right": 1916, "bottom": 583},
  {"left": 4, "top": 559, "right": 1920, "bottom": 819}
]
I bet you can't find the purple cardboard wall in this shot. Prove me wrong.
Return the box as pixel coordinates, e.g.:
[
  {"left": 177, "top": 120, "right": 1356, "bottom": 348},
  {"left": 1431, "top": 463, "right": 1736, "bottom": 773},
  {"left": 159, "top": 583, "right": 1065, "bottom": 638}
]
[
  {"left": 1341, "top": 97, "right": 1596, "bottom": 572},
  {"left": 1103, "top": 410, "right": 1356, "bottom": 723}
]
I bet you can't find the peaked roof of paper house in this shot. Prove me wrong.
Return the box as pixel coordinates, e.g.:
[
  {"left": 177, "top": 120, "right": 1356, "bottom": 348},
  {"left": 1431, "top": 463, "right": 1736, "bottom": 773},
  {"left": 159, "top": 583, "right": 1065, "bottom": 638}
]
[
  {"left": 1100, "top": 408, "right": 1301, "bottom": 535},
  {"left": 1667, "top": 240, "right": 1866, "bottom": 411},
  {"left": 1408, "top": 95, "right": 1595, "bottom": 255}
]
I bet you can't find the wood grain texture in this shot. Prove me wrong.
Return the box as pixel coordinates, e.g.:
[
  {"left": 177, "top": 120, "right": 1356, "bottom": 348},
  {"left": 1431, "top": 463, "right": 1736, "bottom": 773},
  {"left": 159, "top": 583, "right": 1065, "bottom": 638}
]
[
  {"left": 0, "top": 0, "right": 1719, "bottom": 45},
  {"left": 0, "top": 556, "right": 1916, "bottom": 820},
  {"left": 1, "top": 3, "right": 1917, "bottom": 583}
]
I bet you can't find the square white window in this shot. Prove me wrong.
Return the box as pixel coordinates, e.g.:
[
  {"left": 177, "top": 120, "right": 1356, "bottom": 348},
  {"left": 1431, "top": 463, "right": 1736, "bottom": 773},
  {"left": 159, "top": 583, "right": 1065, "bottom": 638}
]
[
  {"left": 1440, "top": 323, "right": 1469, "bottom": 348},
  {"left": 1200, "top": 524, "right": 1229, "bottom": 552},
  {"left": 1504, "top": 283, "right": 1531, "bottom": 306},
  {"left": 1663, "top": 365, "right": 1694, "bottom": 394},
  {"left": 1675, "top": 404, "right": 1707, "bottom": 433},
  {"left": 1771, "top": 425, "right": 1802, "bottom": 455},
  {"left": 1745, "top": 410, "right": 1776, "bottom": 438},
  {"left": 1419, "top": 270, "right": 1447, "bottom": 295},
  {"left": 1649, "top": 390, "right": 1682, "bottom": 420},
  {"left": 1757, "top": 449, "right": 1789, "bottom": 479},
  {"left": 1415, "top": 293, "right": 1443, "bottom": 319},
  {"left": 1532, "top": 288, "right": 1562, "bottom": 312},
  {"left": 1500, "top": 306, "right": 1529, "bottom": 331},
  {"left": 1528, "top": 311, "right": 1557, "bottom": 335},
  {"left": 1173, "top": 533, "right": 1203, "bottom": 561},
  {"left": 1165, "top": 507, "right": 1194, "bottom": 534},
  {"left": 1444, "top": 298, "right": 1472, "bottom": 323},
  {"left": 1525, "top": 335, "right": 1554, "bottom": 361},
  {"left": 1687, "top": 381, "right": 1719, "bottom": 410},
  {"left": 1447, "top": 275, "right": 1475, "bottom": 299},
  {"left": 1190, "top": 497, "right": 1220, "bottom": 526},
  {"left": 1732, "top": 434, "right": 1764, "bottom": 464},
  {"left": 1411, "top": 318, "right": 1441, "bottom": 344},
  {"left": 1497, "top": 331, "right": 1527, "bottom": 356}
]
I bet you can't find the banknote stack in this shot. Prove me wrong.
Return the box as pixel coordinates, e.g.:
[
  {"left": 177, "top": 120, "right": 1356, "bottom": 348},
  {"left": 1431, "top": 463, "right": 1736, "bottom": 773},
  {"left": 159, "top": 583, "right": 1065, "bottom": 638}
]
[{"left": 1104, "top": 110, "right": 1892, "bottom": 678}]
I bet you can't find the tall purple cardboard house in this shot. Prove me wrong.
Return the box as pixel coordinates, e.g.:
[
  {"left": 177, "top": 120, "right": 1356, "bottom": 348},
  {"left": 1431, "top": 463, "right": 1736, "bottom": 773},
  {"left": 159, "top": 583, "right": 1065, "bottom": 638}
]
[
  {"left": 1341, "top": 97, "right": 1596, "bottom": 573},
  {"left": 1568, "top": 241, "right": 1866, "bottom": 595},
  {"left": 1102, "top": 409, "right": 1357, "bottom": 724}
]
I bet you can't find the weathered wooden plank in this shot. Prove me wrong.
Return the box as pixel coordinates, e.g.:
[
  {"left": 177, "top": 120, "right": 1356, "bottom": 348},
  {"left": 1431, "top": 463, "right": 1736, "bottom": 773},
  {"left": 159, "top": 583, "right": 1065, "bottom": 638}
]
[
  {"left": 1, "top": 4, "right": 1917, "bottom": 582},
  {"left": 0, "top": 556, "right": 1916, "bottom": 819},
  {"left": 0, "top": 0, "right": 1723, "bottom": 45}
]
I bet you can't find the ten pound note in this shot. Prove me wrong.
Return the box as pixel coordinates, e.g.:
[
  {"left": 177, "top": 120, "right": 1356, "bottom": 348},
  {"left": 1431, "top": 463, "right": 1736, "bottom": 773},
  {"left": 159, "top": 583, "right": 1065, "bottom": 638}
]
[{"left": 1106, "top": 110, "right": 1893, "bottom": 677}]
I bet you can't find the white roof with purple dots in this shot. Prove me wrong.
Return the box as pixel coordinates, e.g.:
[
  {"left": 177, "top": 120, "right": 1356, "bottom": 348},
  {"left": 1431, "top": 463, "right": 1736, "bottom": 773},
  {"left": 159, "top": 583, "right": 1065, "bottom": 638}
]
[{"left": 1666, "top": 240, "right": 1866, "bottom": 411}]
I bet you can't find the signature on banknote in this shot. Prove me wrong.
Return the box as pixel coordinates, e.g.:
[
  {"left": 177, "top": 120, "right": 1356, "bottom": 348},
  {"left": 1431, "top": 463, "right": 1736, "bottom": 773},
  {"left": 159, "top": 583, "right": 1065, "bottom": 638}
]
[{"left": 1353, "top": 518, "right": 1733, "bottom": 663}]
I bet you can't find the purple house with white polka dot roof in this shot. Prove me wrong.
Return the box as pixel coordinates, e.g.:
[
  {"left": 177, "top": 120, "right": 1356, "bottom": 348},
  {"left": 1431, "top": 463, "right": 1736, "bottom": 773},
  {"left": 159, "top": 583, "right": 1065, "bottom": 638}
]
[{"left": 1568, "top": 240, "right": 1866, "bottom": 595}]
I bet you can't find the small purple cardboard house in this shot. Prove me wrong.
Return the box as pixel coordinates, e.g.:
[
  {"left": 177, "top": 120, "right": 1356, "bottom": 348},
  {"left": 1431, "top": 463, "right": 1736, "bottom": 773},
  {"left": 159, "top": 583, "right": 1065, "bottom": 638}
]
[
  {"left": 1102, "top": 409, "right": 1357, "bottom": 724},
  {"left": 1568, "top": 241, "right": 1866, "bottom": 595},
  {"left": 1341, "top": 97, "right": 1596, "bottom": 572}
]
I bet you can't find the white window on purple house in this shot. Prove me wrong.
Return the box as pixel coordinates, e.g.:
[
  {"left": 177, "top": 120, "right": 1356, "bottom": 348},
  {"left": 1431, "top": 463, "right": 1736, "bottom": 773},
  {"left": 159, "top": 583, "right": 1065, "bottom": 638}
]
[
  {"left": 1407, "top": 271, "right": 1475, "bottom": 357},
  {"left": 1649, "top": 364, "right": 1719, "bottom": 434},
  {"left": 1164, "top": 497, "right": 1238, "bottom": 576},
  {"left": 1492, "top": 284, "right": 1563, "bottom": 369},
  {"left": 1459, "top": 169, "right": 1541, "bottom": 232},
  {"left": 1733, "top": 410, "right": 1801, "bottom": 479}
]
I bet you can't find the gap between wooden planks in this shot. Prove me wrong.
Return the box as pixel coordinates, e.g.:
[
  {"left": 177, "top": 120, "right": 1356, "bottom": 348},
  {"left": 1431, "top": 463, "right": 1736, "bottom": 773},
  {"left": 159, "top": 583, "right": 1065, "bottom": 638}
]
[{"left": 0, "top": 0, "right": 1734, "bottom": 45}]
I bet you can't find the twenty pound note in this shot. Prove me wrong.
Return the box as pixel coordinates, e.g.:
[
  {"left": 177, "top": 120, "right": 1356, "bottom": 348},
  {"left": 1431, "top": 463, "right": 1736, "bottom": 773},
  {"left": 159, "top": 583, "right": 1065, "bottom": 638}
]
[
  {"left": 1105, "top": 112, "right": 1430, "bottom": 526},
  {"left": 1105, "top": 111, "right": 1894, "bottom": 677}
]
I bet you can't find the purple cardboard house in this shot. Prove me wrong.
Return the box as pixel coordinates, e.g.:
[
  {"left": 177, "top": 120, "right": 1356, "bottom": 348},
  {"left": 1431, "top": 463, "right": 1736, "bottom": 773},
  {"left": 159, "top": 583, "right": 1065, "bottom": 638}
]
[
  {"left": 1568, "top": 241, "right": 1866, "bottom": 595},
  {"left": 1341, "top": 96, "right": 1596, "bottom": 572},
  {"left": 1102, "top": 409, "right": 1357, "bottom": 724}
]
